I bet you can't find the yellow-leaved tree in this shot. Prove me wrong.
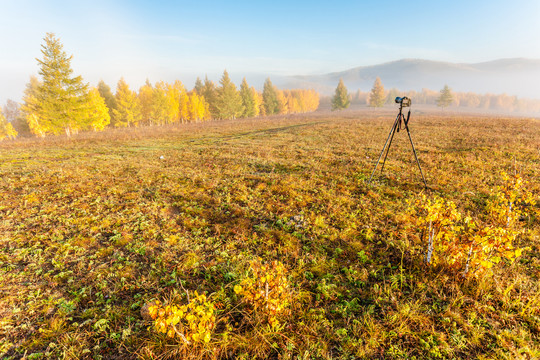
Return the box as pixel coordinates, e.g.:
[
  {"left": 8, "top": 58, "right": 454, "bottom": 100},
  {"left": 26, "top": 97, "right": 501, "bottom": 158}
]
[
  {"left": 301, "top": 89, "right": 320, "bottom": 112},
  {"left": 251, "top": 87, "right": 261, "bottom": 117},
  {"left": 168, "top": 80, "right": 185, "bottom": 123},
  {"left": 84, "top": 88, "right": 110, "bottom": 131},
  {"left": 179, "top": 93, "right": 190, "bottom": 123},
  {"left": 151, "top": 81, "right": 170, "bottom": 125},
  {"left": 188, "top": 93, "right": 210, "bottom": 122},
  {"left": 369, "top": 77, "right": 386, "bottom": 107},
  {"left": 0, "top": 107, "right": 18, "bottom": 140},
  {"left": 276, "top": 90, "right": 287, "bottom": 114},
  {"left": 112, "top": 78, "right": 142, "bottom": 127},
  {"left": 138, "top": 80, "right": 154, "bottom": 125}
]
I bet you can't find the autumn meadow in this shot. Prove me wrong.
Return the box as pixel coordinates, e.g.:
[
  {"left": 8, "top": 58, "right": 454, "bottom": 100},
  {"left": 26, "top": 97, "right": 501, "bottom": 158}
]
[{"left": 1, "top": 33, "right": 540, "bottom": 360}]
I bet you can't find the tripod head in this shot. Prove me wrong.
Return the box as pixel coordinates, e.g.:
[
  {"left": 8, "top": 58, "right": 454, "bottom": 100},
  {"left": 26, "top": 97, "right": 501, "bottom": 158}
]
[
  {"left": 395, "top": 96, "right": 411, "bottom": 108},
  {"left": 395, "top": 97, "right": 411, "bottom": 131}
]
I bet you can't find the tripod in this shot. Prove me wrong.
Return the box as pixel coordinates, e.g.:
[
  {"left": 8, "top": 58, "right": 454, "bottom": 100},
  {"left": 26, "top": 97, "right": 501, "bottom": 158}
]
[{"left": 368, "top": 99, "right": 427, "bottom": 188}]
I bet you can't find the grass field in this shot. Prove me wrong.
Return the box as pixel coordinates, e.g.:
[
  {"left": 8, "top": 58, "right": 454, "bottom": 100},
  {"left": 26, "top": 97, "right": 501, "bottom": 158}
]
[{"left": 1, "top": 109, "right": 539, "bottom": 359}]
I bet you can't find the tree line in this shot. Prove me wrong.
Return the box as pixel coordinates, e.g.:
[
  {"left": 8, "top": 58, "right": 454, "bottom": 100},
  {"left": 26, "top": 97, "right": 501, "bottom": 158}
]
[
  {"left": 0, "top": 33, "right": 319, "bottom": 140},
  {"left": 332, "top": 77, "right": 540, "bottom": 113}
]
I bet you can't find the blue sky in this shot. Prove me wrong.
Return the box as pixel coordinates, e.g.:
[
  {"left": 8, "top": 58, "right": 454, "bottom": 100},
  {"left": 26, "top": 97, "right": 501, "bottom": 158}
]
[{"left": 1, "top": 0, "right": 539, "bottom": 102}]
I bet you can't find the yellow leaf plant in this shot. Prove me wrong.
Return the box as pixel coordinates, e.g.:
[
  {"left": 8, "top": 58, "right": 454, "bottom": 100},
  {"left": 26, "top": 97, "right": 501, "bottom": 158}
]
[
  {"left": 234, "top": 259, "right": 291, "bottom": 328},
  {"left": 148, "top": 291, "right": 216, "bottom": 344},
  {"left": 416, "top": 170, "right": 535, "bottom": 277}
]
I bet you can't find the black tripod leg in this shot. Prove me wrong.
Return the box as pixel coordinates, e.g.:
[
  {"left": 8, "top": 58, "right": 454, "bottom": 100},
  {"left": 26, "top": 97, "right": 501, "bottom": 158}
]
[
  {"left": 380, "top": 114, "right": 401, "bottom": 173},
  {"left": 368, "top": 117, "right": 398, "bottom": 184},
  {"left": 404, "top": 124, "right": 427, "bottom": 188}
]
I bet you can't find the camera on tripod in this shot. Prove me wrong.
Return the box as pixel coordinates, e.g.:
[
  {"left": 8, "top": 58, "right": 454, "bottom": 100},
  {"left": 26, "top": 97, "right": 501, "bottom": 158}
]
[
  {"left": 369, "top": 95, "right": 427, "bottom": 188},
  {"left": 395, "top": 96, "right": 411, "bottom": 107}
]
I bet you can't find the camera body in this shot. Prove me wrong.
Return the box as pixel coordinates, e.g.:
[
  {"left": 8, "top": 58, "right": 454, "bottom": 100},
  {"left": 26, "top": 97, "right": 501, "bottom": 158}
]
[{"left": 395, "top": 96, "right": 411, "bottom": 107}]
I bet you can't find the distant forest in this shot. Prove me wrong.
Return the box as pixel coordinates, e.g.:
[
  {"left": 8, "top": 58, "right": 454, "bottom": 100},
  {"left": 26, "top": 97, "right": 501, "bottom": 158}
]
[{"left": 343, "top": 87, "right": 540, "bottom": 113}]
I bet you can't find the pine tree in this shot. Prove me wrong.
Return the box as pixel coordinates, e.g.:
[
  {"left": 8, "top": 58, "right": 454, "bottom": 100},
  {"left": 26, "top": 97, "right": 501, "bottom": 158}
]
[
  {"left": 240, "top": 78, "right": 257, "bottom": 118},
  {"left": 0, "top": 106, "right": 18, "bottom": 140},
  {"left": 112, "top": 78, "right": 141, "bottom": 127},
  {"left": 437, "top": 84, "right": 454, "bottom": 109},
  {"left": 35, "top": 33, "right": 89, "bottom": 135},
  {"left": 369, "top": 77, "right": 386, "bottom": 107},
  {"left": 202, "top": 76, "right": 218, "bottom": 119},
  {"left": 97, "top": 80, "right": 117, "bottom": 123},
  {"left": 216, "top": 70, "right": 244, "bottom": 120},
  {"left": 262, "top": 78, "right": 280, "bottom": 115},
  {"left": 193, "top": 77, "right": 204, "bottom": 95},
  {"left": 331, "top": 78, "right": 350, "bottom": 111},
  {"left": 84, "top": 88, "right": 110, "bottom": 131}
]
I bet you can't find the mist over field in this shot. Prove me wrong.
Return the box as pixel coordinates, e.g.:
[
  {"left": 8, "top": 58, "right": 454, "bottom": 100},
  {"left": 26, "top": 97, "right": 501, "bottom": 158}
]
[
  {"left": 3, "top": 57, "right": 540, "bottom": 107},
  {"left": 281, "top": 58, "right": 540, "bottom": 98}
]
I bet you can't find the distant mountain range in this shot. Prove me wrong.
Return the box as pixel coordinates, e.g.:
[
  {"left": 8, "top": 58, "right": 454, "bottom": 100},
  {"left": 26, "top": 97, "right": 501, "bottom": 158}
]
[{"left": 278, "top": 58, "right": 540, "bottom": 98}]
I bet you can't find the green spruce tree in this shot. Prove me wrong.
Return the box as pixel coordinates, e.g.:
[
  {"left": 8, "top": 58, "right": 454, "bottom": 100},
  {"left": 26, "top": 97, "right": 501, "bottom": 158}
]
[
  {"left": 331, "top": 78, "right": 350, "bottom": 111},
  {"left": 193, "top": 77, "right": 204, "bottom": 95},
  {"left": 35, "top": 33, "right": 89, "bottom": 135},
  {"left": 216, "top": 70, "right": 244, "bottom": 120},
  {"left": 240, "top": 78, "right": 257, "bottom": 117},
  {"left": 262, "top": 78, "right": 280, "bottom": 115},
  {"left": 202, "top": 76, "right": 218, "bottom": 119},
  {"left": 436, "top": 84, "right": 454, "bottom": 109},
  {"left": 97, "top": 80, "right": 117, "bottom": 123}
]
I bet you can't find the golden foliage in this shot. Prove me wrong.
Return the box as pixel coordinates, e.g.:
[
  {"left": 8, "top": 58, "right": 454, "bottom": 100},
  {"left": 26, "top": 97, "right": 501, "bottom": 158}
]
[
  {"left": 416, "top": 170, "right": 535, "bottom": 277},
  {"left": 148, "top": 291, "right": 216, "bottom": 344},
  {"left": 0, "top": 107, "right": 18, "bottom": 140},
  {"left": 235, "top": 259, "right": 290, "bottom": 328}
]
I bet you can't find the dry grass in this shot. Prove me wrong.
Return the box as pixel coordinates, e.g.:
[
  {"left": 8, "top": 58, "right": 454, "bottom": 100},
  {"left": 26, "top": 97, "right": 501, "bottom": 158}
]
[{"left": 0, "top": 108, "right": 539, "bottom": 359}]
